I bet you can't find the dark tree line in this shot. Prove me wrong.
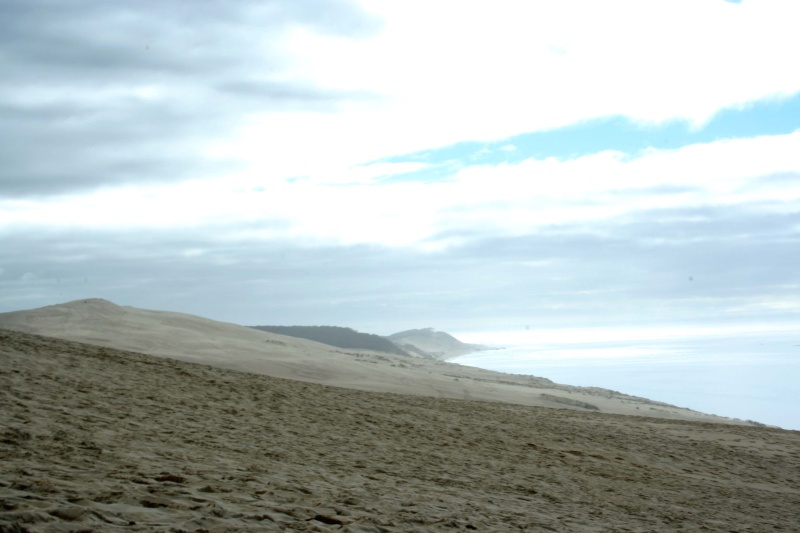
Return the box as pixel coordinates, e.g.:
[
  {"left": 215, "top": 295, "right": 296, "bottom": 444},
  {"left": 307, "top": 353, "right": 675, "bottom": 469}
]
[{"left": 249, "top": 325, "right": 410, "bottom": 356}]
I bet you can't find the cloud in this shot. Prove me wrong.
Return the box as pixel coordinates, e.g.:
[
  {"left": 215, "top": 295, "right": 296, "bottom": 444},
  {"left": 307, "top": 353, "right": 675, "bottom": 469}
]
[
  {"left": 2, "top": 199, "right": 797, "bottom": 332},
  {"left": 204, "top": 0, "right": 800, "bottom": 190},
  {"left": 0, "top": 0, "right": 379, "bottom": 197},
  {"left": 1, "top": 0, "right": 798, "bottom": 333},
  {"left": 3, "top": 129, "right": 799, "bottom": 330},
  {"left": 4, "top": 0, "right": 799, "bottom": 200},
  {"left": 3, "top": 131, "right": 799, "bottom": 251}
]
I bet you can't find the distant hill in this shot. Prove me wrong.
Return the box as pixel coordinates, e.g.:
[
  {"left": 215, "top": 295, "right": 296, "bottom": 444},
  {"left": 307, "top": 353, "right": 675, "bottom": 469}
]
[
  {"left": 250, "top": 325, "right": 410, "bottom": 356},
  {"left": 387, "top": 328, "right": 486, "bottom": 360}
]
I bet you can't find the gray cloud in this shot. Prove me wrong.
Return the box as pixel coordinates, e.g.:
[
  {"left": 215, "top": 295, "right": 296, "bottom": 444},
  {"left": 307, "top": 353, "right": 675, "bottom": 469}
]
[
  {"left": 0, "top": 0, "right": 380, "bottom": 197},
  {"left": 2, "top": 203, "right": 797, "bottom": 334}
]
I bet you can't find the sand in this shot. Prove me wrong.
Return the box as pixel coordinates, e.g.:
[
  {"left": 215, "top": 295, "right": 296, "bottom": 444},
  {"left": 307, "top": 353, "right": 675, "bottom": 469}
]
[
  {"left": 2, "top": 329, "right": 799, "bottom": 532},
  {"left": 0, "top": 299, "right": 759, "bottom": 424}
]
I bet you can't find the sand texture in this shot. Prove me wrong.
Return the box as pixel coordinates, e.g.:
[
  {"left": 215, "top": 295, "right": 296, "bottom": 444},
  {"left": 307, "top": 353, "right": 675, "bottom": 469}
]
[
  {"left": 2, "top": 330, "right": 800, "bottom": 532},
  {"left": 0, "top": 299, "right": 758, "bottom": 425}
]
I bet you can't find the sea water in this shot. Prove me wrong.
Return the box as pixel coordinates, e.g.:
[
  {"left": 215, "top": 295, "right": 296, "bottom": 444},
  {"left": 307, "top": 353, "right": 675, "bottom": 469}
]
[{"left": 453, "top": 325, "right": 800, "bottom": 431}]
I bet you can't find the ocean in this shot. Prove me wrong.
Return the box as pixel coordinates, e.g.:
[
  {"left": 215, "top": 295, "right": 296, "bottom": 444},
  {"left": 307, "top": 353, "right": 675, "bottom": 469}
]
[{"left": 453, "top": 324, "right": 800, "bottom": 431}]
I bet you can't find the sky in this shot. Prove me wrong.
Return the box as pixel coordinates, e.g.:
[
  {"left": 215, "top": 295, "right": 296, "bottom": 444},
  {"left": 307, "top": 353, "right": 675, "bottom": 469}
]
[{"left": 1, "top": 0, "right": 799, "bottom": 336}]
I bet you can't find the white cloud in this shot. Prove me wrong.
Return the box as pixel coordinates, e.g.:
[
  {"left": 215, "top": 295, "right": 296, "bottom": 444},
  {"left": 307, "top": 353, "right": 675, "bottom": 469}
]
[
  {"left": 3, "top": 131, "right": 798, "bottom": 248},
  {"left": 5, "top": 0, "right": 798, "bottom": 201},
  {"left": 211, "top": 0, "right": 800, "bottom": 185},
  {"left": 4, "top": 1, "right": 799, "bottom": 246}
]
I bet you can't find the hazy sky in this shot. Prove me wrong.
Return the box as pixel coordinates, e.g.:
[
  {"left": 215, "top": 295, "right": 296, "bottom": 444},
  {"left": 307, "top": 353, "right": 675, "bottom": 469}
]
[{"left": 2, "top": 0, "right": 799, "bottom": 335}]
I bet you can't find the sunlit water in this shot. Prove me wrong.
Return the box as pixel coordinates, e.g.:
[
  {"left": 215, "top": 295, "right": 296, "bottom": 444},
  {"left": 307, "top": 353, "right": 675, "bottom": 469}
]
[{"left": 452, "top": 325, "right": 800, "bottom": 430}]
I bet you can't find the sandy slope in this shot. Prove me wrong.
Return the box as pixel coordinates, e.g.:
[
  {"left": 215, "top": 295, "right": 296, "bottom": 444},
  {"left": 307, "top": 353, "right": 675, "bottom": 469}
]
[
  {"left": 2, "top": 330, "right": 799, "bottom": 532},
  {"left": 0, "top": 299, "right": 754, "bottom": 424}
]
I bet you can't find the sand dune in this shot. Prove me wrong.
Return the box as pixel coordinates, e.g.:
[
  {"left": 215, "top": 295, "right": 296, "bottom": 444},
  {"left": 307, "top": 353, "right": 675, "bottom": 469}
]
[
  {"left": 0, "top": 299, "right": 756, "bottom": 424},
  {"left": 2, "top": 329, "right": 799, "bottom": 532}
]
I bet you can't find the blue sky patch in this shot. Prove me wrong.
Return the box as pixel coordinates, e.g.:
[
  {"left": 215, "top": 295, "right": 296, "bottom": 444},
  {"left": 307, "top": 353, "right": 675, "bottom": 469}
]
[{"left": 376, "top": 93, "right": 800, "bottom": 183}]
